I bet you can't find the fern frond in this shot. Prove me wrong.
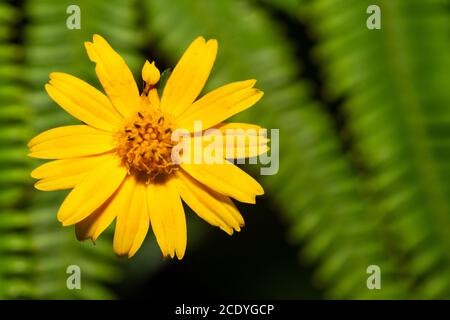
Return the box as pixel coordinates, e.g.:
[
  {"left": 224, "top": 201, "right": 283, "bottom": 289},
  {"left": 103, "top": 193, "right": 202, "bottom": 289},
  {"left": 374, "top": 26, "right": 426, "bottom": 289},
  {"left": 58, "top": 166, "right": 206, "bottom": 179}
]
[
  {"left": 300, "top": 0, "right": 450, "bottom": 298},
  {"left": 0, "top": 2, "right": 34, "bottom": 298}
]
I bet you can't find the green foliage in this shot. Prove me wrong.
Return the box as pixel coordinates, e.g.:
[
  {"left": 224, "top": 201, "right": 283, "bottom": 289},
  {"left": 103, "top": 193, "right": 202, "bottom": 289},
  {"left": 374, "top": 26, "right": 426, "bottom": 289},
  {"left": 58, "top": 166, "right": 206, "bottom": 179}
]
[
  {"left": 0, "top": 2, "right": 33, "bottom": 298},
  {"left": 299, "top": 0, "right": 450, "bottom": 298}
]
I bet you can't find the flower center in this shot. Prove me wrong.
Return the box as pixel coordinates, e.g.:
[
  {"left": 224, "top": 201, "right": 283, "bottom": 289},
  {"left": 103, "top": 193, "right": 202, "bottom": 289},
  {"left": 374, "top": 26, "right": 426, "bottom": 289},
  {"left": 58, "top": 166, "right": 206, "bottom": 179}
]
[{"left": 116, "top": 110, "right": 176, "bottom": 181}]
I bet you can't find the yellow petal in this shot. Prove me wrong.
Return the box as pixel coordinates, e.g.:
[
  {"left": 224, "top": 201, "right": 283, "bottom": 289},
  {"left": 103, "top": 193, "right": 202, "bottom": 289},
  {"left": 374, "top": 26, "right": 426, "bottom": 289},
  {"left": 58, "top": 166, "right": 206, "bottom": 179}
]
[
  {"left": 175, "top": 171, "right": 244, "bottom": 235},
  {"left": 113, "top": 176, "right": 149, "bottom": 258},
  {"left": 147, "top": 177, "right": 187, "bottom": 259},
  {"left": 46, "top": 72, "right": 122, "bottom": 131},
  {"left": 75, "top": 175, "right": 135, "bottom": 242},
  {"left": 32, "top": 154, "right": 110, "bottom": 191},
  {"left": 187, "top": 122, "right": 269, "bottom": 160},
  {"left": 57, "top": 154, "right": 127, "bottom": 226},
  {"left": 181, "top": 161, "right": 264, "bottom": 204},
  {"left": 85, "top": 34, "right": 140, "bottom": 118},
  {"left": 176, "top": 80, "right": 263, "bottom": 132},
  {"left": 160, "top": 37, "right": 218, "bottom": 117},
  {"left": 28, "top": 125, "right": 116, "bottom": 159}
]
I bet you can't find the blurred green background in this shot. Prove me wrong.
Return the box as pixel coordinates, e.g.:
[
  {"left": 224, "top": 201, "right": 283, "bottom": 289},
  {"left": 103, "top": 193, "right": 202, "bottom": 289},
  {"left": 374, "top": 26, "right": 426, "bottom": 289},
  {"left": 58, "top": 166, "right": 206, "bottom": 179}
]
[{"left": 1, "top": 0, "right": 449, "bottom": 299}]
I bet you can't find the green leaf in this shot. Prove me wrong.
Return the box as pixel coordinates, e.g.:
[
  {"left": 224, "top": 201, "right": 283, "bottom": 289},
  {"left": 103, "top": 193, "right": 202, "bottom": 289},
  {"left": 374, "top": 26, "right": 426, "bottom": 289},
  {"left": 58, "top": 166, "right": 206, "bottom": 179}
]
[{"left": 157, "top": 68, "right": 172, "bottom": 97}]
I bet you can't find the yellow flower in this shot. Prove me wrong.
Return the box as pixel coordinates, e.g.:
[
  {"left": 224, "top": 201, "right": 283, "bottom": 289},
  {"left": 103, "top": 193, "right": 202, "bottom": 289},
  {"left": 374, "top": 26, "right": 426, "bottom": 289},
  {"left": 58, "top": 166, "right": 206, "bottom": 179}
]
[{"left": 28, "top": 35, "right": 266, "bottom": 259}]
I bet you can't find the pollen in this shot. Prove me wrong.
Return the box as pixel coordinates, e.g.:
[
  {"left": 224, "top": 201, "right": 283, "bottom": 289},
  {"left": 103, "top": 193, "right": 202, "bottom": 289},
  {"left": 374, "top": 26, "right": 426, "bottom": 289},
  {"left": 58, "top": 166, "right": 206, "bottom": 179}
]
[{"left": 116, "top": 110, "right": 176, "bottom": 181}]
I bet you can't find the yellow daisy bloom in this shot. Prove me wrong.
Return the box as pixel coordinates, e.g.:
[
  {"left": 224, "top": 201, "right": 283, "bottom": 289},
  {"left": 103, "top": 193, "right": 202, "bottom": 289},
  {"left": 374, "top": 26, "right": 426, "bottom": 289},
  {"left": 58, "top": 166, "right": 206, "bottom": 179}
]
[{"left": 28, "top": 35, "right": 266, "bottom": 259}]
